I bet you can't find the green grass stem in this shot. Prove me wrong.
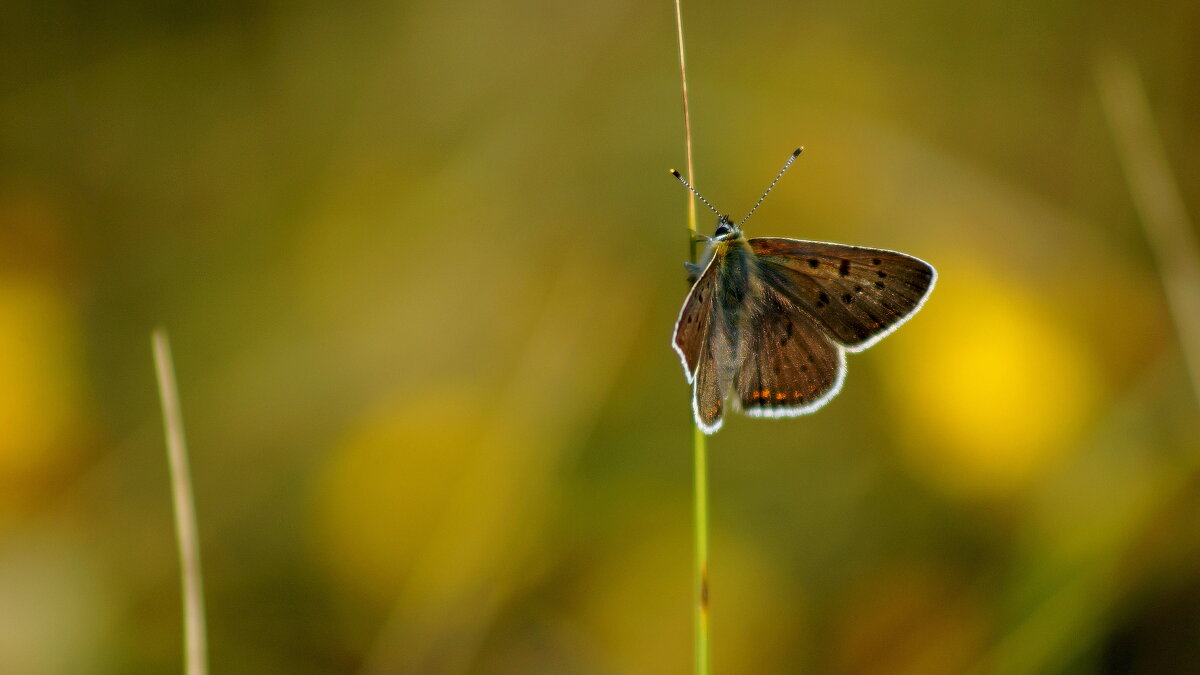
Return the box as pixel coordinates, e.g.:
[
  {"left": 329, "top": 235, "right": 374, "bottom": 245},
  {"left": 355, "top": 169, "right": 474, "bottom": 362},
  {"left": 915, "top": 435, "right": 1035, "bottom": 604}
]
[
  {"left": 692, "top": 425, "right": 710, "bottom": 675},
  {"left": 673, "top": 1, "right": 709, "bottom": 672}
]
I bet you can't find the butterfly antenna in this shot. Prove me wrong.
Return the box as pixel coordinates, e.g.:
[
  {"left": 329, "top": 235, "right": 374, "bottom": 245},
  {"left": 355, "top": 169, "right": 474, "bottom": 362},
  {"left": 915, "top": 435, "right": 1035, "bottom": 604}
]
[
  {"left": 669, "top": 169, "right": 722, "bottom": 218},
  {"left": 738, "top": 147, "right": 803, "bottom": 227}
]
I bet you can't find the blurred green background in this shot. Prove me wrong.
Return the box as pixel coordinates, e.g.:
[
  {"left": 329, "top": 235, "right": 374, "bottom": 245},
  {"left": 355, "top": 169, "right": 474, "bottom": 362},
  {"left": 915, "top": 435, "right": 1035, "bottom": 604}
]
[{"left": 2, "top": 0, "right": 1199, "bottom": 672}]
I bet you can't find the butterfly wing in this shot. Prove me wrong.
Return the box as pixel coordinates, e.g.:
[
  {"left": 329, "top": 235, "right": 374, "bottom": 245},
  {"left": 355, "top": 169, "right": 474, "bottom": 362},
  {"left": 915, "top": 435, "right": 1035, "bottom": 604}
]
[
  {"left": 749, "top": 238, "right": 936, "bottom": 352},
  {"left": 732, "top": 286, "right": 846, "bottom": 418},
  {"left": 692, "top": 324, "right": 727, "bottom": 433},
  {"left": 672, "top": 256, "right": 720, "bottom": 383},
  {"left": 673, "top": 253, "right": 740, "bottom": 433}
]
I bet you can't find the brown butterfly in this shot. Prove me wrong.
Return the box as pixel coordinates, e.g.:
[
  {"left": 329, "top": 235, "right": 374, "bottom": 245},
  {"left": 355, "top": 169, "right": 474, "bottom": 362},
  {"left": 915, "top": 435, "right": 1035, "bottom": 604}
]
[{"left": 671, "top": 148, "right": 936, "bottom": 433}]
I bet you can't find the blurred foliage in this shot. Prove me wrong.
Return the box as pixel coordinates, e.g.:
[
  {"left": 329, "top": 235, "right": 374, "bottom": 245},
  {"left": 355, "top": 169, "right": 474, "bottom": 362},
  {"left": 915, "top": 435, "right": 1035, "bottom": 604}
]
[{"left": 1, "top": 0, "right": 1199, "bottom": 672}]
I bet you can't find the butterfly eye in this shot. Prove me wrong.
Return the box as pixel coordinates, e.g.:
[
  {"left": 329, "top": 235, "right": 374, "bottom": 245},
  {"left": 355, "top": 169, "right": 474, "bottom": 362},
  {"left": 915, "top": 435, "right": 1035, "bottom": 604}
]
[{"left": 714, "top": 216, "right": 735, "bottom": 237}]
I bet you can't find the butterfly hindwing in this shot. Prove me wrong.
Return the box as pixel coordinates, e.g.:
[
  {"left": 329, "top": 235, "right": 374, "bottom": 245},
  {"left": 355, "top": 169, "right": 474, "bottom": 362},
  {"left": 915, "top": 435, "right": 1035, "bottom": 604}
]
[
  {"left": 749, "top": 237, "right": 936, "bottom": 352},
  {"left": 733, "top": 286, "right": 846, "bottom": 417},
  {"left": 672, "top": 257, "right": 720, "bottom": 383},
  {"left": 692, "top": 327, "right": 726, "bottom": 433}
]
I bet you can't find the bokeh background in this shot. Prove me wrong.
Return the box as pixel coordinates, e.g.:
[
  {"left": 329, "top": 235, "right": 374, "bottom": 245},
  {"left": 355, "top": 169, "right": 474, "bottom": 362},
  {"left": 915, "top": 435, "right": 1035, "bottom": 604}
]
[{"left": 2, "top": 0, "right": 1199, "bottom": 673}]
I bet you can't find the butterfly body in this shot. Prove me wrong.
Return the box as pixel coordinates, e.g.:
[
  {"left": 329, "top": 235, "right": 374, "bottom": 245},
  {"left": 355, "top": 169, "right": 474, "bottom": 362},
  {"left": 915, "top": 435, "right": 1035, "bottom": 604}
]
[{"left": 673, "top": 214, "right": 935, "bottom": 434}]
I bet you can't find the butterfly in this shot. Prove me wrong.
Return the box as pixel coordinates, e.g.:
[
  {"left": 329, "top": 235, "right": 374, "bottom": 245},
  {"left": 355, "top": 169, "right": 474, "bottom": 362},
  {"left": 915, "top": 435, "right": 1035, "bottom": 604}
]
[{"left": 671, "top": 148, "right": 937, "bottom": 433}]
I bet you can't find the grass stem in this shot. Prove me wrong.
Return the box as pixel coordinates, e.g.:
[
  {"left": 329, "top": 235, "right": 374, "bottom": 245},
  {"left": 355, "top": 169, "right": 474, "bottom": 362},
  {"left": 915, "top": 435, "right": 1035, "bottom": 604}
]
[
  {"left": 152, "top": 329, "right": 209, "bottom": 675},
  {"left": 1096, "top": 52, "right": 1200, "bottom": 403},
  {"left": 692, "top": 425, "right": 710, "bottom": 675},
  {"left": 673, "top": 1, "right": 709, "bottom": 672}
]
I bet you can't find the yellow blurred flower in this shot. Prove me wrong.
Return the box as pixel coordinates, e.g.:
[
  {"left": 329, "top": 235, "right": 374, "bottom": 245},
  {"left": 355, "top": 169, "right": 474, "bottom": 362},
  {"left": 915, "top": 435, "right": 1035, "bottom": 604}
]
[
  {"left": 0, "top": 277, "right": 83, "bottom": 530},
  {"left": 881, "top": 260, "right": 1101, "bottom": 497}
]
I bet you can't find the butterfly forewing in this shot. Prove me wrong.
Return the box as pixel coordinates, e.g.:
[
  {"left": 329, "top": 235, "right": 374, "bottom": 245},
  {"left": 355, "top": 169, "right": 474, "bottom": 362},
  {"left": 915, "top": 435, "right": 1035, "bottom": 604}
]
[
  {"left": 733, "top": 287, "right": 845, "bottom": 417},
  {"left": 749, "top": 238, "right": 936, "bottom": 352},
  {"left": 672, "top": 257, "right": 719, "bottom": 382}
]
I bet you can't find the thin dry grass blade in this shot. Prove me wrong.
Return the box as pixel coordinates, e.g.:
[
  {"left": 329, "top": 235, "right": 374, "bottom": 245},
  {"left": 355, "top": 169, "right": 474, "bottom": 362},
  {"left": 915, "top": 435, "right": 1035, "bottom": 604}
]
[
  {"left": 152, "top": 329, "right": 209, "bottom": 675},
  {"left": 1096, "top": 52, "right": 1200, "bottom": 403}
]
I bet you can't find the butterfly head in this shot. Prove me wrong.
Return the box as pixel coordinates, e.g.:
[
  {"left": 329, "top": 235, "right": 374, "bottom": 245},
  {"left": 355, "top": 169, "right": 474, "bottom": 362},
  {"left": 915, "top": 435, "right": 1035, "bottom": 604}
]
[{"left": 713, "top": 214, "right": 740, "bottom": 240}]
